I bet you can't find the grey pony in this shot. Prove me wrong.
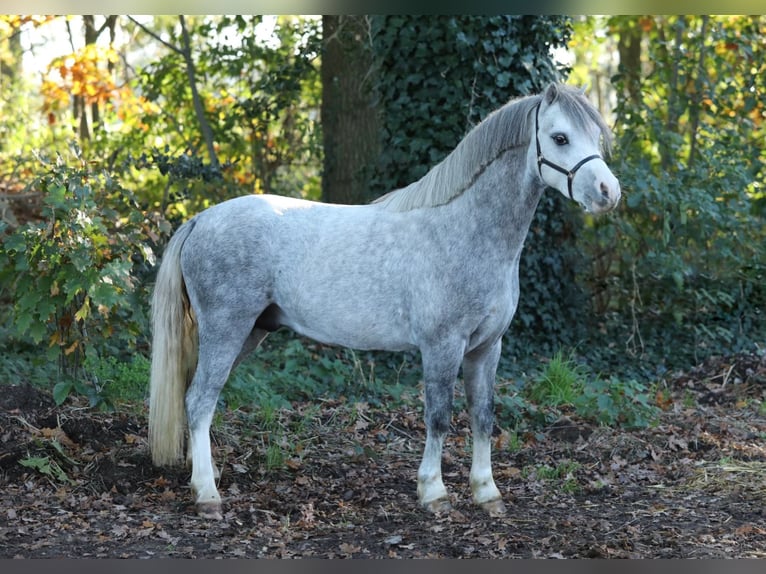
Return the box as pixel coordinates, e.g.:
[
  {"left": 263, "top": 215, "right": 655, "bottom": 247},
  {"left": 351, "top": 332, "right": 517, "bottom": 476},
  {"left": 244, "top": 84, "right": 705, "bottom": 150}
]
[{"left": 148, "top": 82, "right": 621, "bottom": 520}]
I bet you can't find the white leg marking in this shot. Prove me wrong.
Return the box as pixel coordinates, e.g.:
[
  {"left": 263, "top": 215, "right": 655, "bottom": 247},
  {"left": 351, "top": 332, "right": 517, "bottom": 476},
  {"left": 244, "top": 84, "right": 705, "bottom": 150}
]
[
  {"left": 188, "top": 423, "right": 222, "bottom": 518},
  {"left": 417, "top": 433, "right": 449, "bottom": 510},
  {"left": 470, "top": 433, "right": 505, "bottom": 514},
  {"left": 187, "top": 443, "right": 219, "bottom": 479}
]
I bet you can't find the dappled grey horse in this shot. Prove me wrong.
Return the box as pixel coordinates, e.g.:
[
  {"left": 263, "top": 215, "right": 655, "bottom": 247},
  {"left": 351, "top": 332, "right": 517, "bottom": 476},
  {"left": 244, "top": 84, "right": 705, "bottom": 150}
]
[{"left": 149, "top": 83, "right": 621, "bottom": 519}]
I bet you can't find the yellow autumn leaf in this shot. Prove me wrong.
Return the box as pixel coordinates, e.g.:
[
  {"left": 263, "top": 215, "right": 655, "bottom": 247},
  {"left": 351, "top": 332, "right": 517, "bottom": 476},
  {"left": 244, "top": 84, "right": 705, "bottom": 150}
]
[{"left": 74, "top": 297, "right": 90, "bottom": 322}]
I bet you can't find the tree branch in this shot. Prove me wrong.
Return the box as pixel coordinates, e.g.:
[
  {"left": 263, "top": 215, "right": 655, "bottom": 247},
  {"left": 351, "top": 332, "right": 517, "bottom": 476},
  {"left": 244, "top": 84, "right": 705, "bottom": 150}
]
[
  {"left": 128, "top": 16, "right": 220, "bottom": 171},
  {"left": 127, "top": 15, "right": 183, "bottom": 56}
]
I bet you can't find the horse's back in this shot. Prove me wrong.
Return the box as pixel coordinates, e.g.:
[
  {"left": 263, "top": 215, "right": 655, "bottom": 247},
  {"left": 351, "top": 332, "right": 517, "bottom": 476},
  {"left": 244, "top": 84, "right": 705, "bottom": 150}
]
[
  {"left": 178, "top": 192, "right": 517, "bottom": 353},
  {"left": 179, "top": 194, "right": 417, "bottom": 350}
]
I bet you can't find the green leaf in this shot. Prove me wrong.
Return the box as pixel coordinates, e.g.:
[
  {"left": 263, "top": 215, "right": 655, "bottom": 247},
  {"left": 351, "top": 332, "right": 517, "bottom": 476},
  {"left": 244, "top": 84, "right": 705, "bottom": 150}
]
[
  {"left": 53, "top": 380, "right": 74, "bottom": 405},
  {"left": 4, "top": 232, "right": 27, "bottom": 253},
  {"left": 17, "top": 290, "right": 42, "bottom": 313},
  {"left": 44, "top": 185, "right": 68, "bottom": 208},
  {"left": 28, "top": 321, "right": 47, "bottom": 344}
]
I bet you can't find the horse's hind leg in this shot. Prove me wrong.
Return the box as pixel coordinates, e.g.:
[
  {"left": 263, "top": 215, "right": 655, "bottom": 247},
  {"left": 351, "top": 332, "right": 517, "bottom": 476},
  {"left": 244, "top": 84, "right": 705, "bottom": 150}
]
[
  {"left": 463, "top": 339, "right": 505, "bottom": 516},
  {"left": 417, "top": 343, "right": 462, "bottom": 513},
  {"left": 185, "top": 315, "right": 260, "bottom": 519},
  {"left": 185, "top": 327, "right": 269, "bottom": 475},
  {"left": 233, "top": 327, "right": 270, "bottom": 370}
]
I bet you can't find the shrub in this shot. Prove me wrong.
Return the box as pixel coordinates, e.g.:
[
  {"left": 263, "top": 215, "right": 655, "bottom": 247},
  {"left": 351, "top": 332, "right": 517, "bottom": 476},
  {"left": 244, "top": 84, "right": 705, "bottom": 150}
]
[
  {"left": 0, "top": 148, "right": 155, "bottom": 378},
  {"left": 578, "top": 16, "right": 766, "bottom": 371}
]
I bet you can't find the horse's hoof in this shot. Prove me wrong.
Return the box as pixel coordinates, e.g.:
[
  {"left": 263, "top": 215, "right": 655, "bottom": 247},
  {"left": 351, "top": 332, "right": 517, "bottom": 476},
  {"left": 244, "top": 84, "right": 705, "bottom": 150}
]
[
  {"left": 423, "top": 497, "right": 452, "bottom": 514},
  {"left": 479, "top": 498, "right": 506, "bottom": 516},
  {"left": 196, "top": 501, "right": 223, "bottom": 520}
]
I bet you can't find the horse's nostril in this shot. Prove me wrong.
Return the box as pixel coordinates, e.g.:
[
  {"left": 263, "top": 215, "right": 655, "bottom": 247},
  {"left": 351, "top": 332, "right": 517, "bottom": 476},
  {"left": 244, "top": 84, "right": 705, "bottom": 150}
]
[{"left": 600, "top": 182, "right": 610, "bottom": 199}]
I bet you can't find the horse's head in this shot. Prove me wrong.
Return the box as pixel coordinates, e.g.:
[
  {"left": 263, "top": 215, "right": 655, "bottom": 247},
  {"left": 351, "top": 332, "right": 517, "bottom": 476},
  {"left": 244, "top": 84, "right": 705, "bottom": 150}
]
[{"left": 532, "top": 83, "right": 621, "bottom": 214}]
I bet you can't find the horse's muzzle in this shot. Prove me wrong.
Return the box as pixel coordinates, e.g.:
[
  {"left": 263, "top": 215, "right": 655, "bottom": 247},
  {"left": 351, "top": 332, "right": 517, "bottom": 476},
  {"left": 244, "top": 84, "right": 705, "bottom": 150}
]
[{"left": 587, "top": 175, "right": 621, "bottom": 213}]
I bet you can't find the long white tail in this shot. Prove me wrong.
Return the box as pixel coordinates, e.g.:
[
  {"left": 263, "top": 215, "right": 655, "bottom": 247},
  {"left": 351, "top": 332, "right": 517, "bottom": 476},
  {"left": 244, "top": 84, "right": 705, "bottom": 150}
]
[{"left": 148, "top": 221, "right": 198, "bottom": 466}]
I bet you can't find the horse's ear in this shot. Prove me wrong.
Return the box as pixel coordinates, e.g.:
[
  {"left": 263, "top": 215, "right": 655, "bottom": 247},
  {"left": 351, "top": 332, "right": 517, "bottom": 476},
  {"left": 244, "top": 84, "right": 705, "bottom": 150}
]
[{"left": 544, "top": 82, "right": 559, "bottom": 105}]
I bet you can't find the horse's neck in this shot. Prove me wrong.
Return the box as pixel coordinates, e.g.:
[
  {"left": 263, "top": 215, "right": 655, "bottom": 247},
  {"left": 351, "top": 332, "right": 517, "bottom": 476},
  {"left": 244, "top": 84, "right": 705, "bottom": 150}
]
[{"left": 453, "top": 147, "right": 545, "bottom": 256}]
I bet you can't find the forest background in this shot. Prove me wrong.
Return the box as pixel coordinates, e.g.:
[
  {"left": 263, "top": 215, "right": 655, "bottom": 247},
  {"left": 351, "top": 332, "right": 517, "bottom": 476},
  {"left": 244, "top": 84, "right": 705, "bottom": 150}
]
[{"left": 0, "top": 15, "right": 763, "bottom": 421}]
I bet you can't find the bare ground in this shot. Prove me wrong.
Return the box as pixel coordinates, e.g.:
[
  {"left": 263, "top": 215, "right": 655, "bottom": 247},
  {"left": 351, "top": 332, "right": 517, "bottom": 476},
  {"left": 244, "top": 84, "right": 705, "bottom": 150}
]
[{"left": 1, "top": 351, "right": 765, "bottom": 558}]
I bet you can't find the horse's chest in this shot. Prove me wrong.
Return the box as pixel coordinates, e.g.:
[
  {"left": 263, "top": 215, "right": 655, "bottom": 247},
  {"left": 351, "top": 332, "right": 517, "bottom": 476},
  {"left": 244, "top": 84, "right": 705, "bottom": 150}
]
[{"left": 467, "top": 270, "right": 520, "bottom": 343}]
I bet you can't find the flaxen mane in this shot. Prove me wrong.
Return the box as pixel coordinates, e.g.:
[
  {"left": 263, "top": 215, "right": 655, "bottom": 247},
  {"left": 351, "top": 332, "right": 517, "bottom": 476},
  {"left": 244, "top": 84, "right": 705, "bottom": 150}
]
[{"left": 374, "top": 84, "right": 612, "bottom": 212}]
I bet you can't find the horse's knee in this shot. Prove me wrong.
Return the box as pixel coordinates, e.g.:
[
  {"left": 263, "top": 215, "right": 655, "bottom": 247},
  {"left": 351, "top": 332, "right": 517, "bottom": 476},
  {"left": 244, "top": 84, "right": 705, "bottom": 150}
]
[{"left": 425, "top": 408, "right": 451, "bottom": 435}]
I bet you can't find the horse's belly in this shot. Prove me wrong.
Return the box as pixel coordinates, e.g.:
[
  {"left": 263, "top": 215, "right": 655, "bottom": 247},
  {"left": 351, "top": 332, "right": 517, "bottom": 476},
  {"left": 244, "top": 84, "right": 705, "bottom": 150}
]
[
  {"left": 279, "top": 308, "right": 416, "bottom": 352},
  {"left": 270, "top": 214, "right": 418, "bottom": 351}
]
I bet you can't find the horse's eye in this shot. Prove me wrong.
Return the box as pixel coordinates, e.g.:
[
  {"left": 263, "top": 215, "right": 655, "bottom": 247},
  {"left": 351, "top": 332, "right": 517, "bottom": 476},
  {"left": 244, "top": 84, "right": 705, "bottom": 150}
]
[{"left": 552, "top": 134, "right": 569, "bottom": 146}]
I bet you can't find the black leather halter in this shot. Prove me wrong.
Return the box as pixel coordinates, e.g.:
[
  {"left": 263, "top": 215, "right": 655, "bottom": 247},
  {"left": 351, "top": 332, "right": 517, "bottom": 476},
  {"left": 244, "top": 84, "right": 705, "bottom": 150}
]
[{"left": 535, "top": 102, "right": 602, "bottom": 200}]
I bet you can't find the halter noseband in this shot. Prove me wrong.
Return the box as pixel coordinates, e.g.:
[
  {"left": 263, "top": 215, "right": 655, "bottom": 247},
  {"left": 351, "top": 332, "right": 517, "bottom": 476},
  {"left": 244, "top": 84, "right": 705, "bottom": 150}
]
[{"left": 535, "top": 102, "right": 602, "bottom": 200}]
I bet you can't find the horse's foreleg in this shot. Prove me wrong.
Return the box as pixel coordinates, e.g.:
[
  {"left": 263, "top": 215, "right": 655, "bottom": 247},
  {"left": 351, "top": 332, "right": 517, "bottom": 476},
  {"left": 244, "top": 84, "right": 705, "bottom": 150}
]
[
  {"left": 417, "top": 346, "right": 461, "bottom": 513},
  {"left": 186, "top": 443, "right": 219, "bottom": 479},
  {"left": 418, "top": 429, "right": 450, "bottom": 512},
  {"left": 463, "top": 339, "right": 506, "bottom": 516}
]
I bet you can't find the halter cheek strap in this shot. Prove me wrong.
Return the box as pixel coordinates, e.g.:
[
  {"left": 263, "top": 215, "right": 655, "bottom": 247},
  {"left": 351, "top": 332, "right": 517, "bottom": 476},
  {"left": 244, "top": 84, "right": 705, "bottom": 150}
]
[{"left": 535, "top": 102, "right": 602, "bottom": 200}]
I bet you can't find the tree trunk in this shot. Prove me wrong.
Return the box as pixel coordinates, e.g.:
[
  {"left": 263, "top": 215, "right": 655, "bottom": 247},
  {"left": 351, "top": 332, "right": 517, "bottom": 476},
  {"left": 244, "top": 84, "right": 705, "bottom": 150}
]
[
  {"left": 617, "top": 18, "right": 642, "bottom": 107},
  {"left": 687, "top": 16, "right": 709, "bottom": 168},
  {"left": 321, "top": 16, "right": 380, "bottom": 204},
  {"left": 84, "top": 16, "right": 100, "bottom": 135},
  {"left": 179, "top": 15, "right": 220, "bottom": 171}
]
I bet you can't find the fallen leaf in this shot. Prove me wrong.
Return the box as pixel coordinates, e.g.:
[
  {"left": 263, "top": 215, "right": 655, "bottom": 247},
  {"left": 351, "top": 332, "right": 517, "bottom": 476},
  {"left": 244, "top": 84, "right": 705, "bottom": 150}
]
[{"left": 339, "top": 542, "right": 361, "bottom": 555}]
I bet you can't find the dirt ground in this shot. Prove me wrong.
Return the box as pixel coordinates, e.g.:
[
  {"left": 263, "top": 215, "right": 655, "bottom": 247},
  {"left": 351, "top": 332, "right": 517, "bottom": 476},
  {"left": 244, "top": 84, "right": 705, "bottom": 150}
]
[{"left": 1, "top": 351, "right": 765, "bottom": 558}]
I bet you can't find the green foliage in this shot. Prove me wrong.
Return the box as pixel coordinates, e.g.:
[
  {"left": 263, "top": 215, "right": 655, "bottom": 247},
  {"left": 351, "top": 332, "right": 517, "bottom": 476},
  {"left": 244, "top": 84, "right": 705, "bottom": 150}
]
[
  {"left": 0, "top": 148, "right": 153, "bottom": 377},
  {"left": 525, "top": 350, "right": 589, "bottom": 406},
  {"left": 505, "top": 349, "right": 659, "bottom": 430},
  {"left": 572, "top": 376, "right": 659, "bottom": 429},
  {"left": 130, "top": 15, "right": 322, "bottom": 210},
  {"left": 578, "top": 16, "right": 766, "bottom": 369},
  {"left": 19, "top": 454, "right": 72, "bottom": 485},
  {"left": 494, "top": 389, "right": 532, "bottom": 430},
  {"left": 370, "top": 15, "right": 572, "bottom": 191},
  {"left": 19, "top": 432, "right": 78, "bottom": 485},
  {"left": 140, "top": 147, "right": 225, "bottom": 184},
  {"left": 52, "top": 376, "right": 108, "bottom": 410},
  {"left": 89, "top": 354, "right": 150, "bottom": 402},
  {"left": 51, "top": 353, "right": 150, "bottom": 409},
  {"left": 525, "top": 461, "right": 582, "bottom": 493}
]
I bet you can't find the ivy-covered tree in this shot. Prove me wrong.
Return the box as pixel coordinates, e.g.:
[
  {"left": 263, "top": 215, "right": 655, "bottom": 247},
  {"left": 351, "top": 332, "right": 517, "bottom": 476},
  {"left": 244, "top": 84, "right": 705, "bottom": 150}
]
[{"left": 321, "top": 16, "right": 380, "bottom": 205}]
